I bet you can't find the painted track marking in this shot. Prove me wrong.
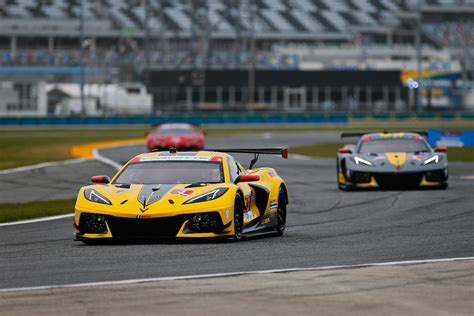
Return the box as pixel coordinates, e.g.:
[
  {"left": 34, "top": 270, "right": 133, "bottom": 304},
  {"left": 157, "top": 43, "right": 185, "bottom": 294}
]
[
  {"left": 0, "top": 257, "right": 472, "bottom": 293},
  {"left": 0, "top": 214, "right": 74, "bottom": 227},
  {"left": 0, "top": 158, "right": 86, "bottom": 175},
  {"left": 92, "top": 148, "right": 123, "bottom": 170}
]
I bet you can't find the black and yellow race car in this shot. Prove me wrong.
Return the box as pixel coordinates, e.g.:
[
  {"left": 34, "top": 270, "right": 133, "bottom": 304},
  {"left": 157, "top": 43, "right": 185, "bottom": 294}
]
[
  {"left": 337, "top": 132, "right": 448, "bottom": 190},
  {"left": 74, "top": 148, "right": 289, "bottom": 243}
]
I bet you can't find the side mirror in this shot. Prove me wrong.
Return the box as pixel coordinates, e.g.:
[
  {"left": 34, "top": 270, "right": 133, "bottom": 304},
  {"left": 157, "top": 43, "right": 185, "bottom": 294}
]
[
  {"left": 91, "top": 175, "right": 111, "bottom": 184},
  {"left": 338, "top": 148, "right": 352, "bottom": 154},
  {"left": 201, "top": 129, "right": 206, "bottom": 136},
  {"left": 435, "top": 146, "right": 447, "bottom": 153},
  {"left": 234, "top": 174, "right": 260, "bottom": 184},
  {"left": 145, "top": 131, "right": 150, "bottom": 137}
]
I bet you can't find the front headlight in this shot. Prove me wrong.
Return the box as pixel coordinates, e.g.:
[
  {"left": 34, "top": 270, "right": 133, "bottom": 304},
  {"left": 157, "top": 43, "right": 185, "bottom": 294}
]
[
  {"left": 184, "top": 188, "right": 228, "bottom": 204},
  {"left": 423, "top": 155, "right": 439, "bottom": 165},
  {"left": 352, "top": 156, "right": 373, "bottom": 166},
  {"left": 84, "top": 189, "right": 112, "bottom": 205}
]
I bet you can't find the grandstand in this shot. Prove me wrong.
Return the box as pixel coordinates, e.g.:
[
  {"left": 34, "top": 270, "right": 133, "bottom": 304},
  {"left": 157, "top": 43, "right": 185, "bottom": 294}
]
[
  {"left": 0, "top": 0, "right": 472, "bottom": 115},
  {"left": 0, "top": 0, "right": 472, "bottom": 68}
]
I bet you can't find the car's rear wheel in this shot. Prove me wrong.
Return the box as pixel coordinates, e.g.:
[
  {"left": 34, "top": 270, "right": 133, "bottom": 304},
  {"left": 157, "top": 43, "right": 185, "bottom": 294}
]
[
  {"left": 232, "top": 195, "right": 244, "bottom": 241},
  {"left": 275, "top": 188, "right": 287, "bottom": 236}
]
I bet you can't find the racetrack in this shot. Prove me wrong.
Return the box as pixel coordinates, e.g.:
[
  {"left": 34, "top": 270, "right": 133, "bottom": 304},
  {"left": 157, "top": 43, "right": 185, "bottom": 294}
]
[{"left": 0, "top": 132, "right": 473, "bottom": 290}]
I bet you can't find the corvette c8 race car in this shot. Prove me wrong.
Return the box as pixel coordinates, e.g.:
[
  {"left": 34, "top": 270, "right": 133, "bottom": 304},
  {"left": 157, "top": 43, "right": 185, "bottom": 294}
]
[
  {"left": 337, "top": 132, "right": 448, "bottom": 190},
  {"left": 74, "top": 148, "right": 289, "bottom": 243}
]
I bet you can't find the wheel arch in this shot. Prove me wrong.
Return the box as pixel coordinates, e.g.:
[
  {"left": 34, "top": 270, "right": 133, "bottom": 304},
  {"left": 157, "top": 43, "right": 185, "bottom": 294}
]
[{"left": 279, "top": 182, "right": 289, "bottom": 205}]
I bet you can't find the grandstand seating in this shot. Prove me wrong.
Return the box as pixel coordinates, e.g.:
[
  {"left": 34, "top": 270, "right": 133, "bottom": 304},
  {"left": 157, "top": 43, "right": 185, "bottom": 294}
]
[
  {"left": 0, "top": 0, "right": 472, "bottom": 68},
  {"left": 3, "top": 0, "right": 467, "bottom": 34}
]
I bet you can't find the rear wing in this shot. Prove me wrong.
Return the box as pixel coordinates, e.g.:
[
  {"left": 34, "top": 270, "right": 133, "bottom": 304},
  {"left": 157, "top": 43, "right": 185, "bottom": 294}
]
[
  {"left": 341, "top": 131, "right": 428, "bottom": 139},
  {"left": 203, "top": 148, "right": 288, "bottom": 169},
  {"left": 205, "top": 148, "right": 288, "bottom": 158}
]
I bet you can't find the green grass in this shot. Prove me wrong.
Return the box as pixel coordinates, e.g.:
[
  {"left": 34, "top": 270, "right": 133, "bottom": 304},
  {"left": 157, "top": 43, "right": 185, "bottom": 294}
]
[
  {"left": 291, "top": 143, "right": 474, "bottom": 162},
  {"left": 0, "top": 199, "right": 75, "bottom": 223},
  {"left": 0, "top": 119, "right": 473, "bottom": 169}
]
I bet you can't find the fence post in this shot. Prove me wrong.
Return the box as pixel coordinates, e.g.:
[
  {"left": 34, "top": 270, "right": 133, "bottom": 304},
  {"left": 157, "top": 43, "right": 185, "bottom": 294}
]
[
  {"left": 271, "top": 86, "right": 277, "bottom": 110},
  {"left": 186, "top": 86, "right": 192, "bottom": 111},
  {"left": 312, "top": 86, "right": 318, "bottom": 112},
  {"left": 229, "top": 86, "right": 235, "bottom": 109}
]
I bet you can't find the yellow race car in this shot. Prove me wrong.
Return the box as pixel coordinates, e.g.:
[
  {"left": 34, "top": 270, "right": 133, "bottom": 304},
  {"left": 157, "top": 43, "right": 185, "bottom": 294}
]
[{"left": 74, "top": 148, "right": 289, "bottom": 243}]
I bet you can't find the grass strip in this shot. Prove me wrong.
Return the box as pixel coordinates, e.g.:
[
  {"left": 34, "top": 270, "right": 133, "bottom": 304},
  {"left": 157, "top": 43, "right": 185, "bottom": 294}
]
[{"left": 0, "top": 199, "right": 75, "bottom": 223}]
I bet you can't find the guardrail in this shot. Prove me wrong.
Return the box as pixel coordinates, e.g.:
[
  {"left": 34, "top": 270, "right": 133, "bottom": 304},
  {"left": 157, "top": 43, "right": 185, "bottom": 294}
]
[
  {"left": 0, "top": 112, "right": 473, "bottom": 126},
  {"left": 0, "top": 113, "right": 348, "bottom": 126}
]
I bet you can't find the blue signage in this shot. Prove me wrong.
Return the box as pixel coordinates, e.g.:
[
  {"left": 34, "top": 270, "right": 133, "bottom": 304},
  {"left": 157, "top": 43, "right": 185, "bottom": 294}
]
[{"left": 428, "top": 129, "right": 474, "bottom": 147}]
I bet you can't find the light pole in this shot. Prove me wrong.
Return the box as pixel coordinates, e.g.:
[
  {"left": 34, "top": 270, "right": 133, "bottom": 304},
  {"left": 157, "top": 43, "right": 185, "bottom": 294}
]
[
  {"left": 415, "top": 0, "right": 423, "bottom": 113},
  {"left": 79, "top": 0, "right": 85, "bottom": 115},
  {"left": 247, "top": 1, "right": 256, "bottom": 107},
  {"left": 144, "top": 0, "right": 150, "bottom": 67}
]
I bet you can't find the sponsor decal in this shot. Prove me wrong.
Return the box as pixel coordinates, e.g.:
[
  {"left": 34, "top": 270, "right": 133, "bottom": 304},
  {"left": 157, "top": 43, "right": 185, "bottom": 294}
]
[
  {"left": 136, "top": 214, "right": 152, "bottom": 219},
  {"left": 139, "top": 156, "right": 211, "bottom": 162},
  {"left": 244, "top": 210, "right": 256, "bottom": 222},
  {"left": 269, "top": 200, "right": 278, "bottom": 210},
  {"left": 268, "top": 170, "right": 276, "bottom": 177},
  {"left": 170, "top": 188, "right": 194, "bottom": 197}
]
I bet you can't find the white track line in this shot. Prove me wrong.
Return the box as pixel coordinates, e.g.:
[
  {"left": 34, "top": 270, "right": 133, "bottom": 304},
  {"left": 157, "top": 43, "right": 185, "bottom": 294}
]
[
  {"left": 92, "top": 148, "right": 123, "bottom": 170},
  {"left": 0, "top": 158, "right": 86, "bottom": 175},
  {"left": 1, "top": 256, "right": 472, "bottom": 293},
  {"left": 0, "top": 213, "right": 74, "bottom": 227}
]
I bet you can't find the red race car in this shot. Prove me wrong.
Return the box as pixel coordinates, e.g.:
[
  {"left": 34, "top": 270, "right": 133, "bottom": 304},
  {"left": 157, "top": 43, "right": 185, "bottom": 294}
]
[{"left": 146, "top": 123, "right": 205, "bottom": 152}]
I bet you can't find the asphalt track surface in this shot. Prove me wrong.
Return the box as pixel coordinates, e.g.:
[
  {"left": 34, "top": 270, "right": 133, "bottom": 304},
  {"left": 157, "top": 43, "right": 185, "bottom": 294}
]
[{"left": 0, "top": 132, "right": 473, "bottom": 290}]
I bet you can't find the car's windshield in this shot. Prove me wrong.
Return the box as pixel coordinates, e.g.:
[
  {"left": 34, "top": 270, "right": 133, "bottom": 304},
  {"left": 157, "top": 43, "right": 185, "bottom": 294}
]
[
  {"left": 114, "top": 161, "right": 224, "bottom": 184},
  {"left": 155, "top": 128, "right": 194, "bottom": 135},
  {"left": 358, "top": 139, "right": 430, "bottom": 153}
]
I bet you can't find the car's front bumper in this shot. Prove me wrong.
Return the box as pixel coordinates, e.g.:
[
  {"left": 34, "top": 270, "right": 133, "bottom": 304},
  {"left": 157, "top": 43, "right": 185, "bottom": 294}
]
[
  {"left": 75, "top": 208, "right": 234, "bottom": 240},
  {"left": 339, "top": 168, "right": 448, "bottom": 189}
]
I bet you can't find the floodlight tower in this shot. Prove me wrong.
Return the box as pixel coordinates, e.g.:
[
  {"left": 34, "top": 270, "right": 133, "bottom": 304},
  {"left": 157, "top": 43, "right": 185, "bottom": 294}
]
[{"left": 189, "top": 0, "right": 209, "bottom": 86}]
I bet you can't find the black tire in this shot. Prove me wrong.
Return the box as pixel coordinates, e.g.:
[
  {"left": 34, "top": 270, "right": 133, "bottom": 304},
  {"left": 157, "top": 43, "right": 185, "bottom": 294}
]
[
  {"left": 232, "top": 195, "right": 244, "bottom": 241},
  {"left": 275, "top": 188, "right": 287, "bottom": 236}
]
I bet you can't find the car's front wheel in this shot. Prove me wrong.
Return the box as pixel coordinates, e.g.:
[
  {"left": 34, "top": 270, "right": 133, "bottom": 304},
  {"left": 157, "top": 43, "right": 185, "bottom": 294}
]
[
  {"left": 275, "top": 188, "right": 287, "bottom": 236},
  {"left": 232, "top": 195, "right": 244, "bottom": 241}
]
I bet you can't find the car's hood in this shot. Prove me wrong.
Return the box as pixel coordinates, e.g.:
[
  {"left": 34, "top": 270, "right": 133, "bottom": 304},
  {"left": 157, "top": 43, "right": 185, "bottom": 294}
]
[
  {"left": 353, "top": 152, "right": 445, "bottom": 168},
  {"left": 79, "top": 183, "right": 231, "bottom": 216}
]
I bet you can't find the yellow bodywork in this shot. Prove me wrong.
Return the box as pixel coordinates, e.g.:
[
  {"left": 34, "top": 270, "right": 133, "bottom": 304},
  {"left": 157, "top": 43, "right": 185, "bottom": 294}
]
[
  {"left": 75, "top": 151, "right": 287, "bottom": 240},
  {"left": 385, "top": 152, "right": 407, "bottom": 167}
]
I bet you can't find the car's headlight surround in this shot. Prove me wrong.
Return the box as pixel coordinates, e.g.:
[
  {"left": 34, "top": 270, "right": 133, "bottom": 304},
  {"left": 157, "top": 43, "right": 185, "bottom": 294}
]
[
  {"left": 423, "top": 155, "right": 440, "bottom": 165},
  {"left": 84, "top": 189, "right": 112, "bottom": 205},
  {"left": 352, "top": 156, "right": 373, "bottom": 166},
  {"left": 184, "top": 188, "right": 228, "bottom": 204}
]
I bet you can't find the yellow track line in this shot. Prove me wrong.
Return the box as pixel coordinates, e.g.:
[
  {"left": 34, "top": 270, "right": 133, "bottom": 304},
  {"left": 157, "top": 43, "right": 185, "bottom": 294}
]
[{"left": 70, "top": 138, "right": 145, "bottom": 159}]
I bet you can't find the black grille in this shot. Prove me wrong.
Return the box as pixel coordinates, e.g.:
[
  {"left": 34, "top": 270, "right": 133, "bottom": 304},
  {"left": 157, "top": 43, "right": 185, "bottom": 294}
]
[
  {"left": 374, "top": 173, "right": 423, "bottom": 189},
  {"left": 350, "top": 172, "right": 372, "bottom": 183},
  {"left": 106, "top": 215, "right": 187, "bottom": 238},
  {"left": 425, "top": 170, "right": 447, "bottom": 182},
  {"left": 79, "top": 213, "right": 107, "bottom": 234}
]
